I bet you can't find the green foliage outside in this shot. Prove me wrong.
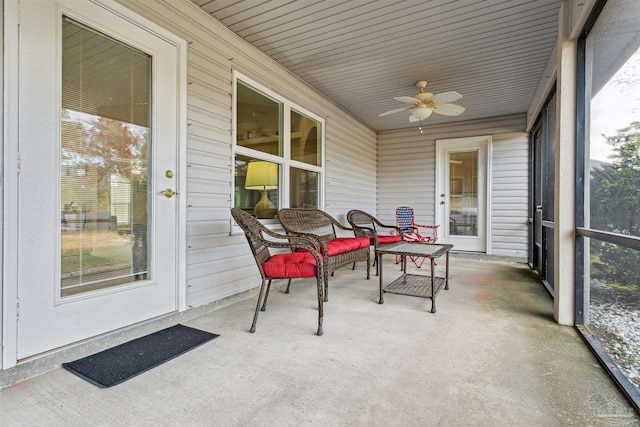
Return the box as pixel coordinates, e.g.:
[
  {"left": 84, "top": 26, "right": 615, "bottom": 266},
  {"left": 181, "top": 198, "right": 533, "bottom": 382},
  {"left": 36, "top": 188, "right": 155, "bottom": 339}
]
[{"left": 590, "top": 122, "right": 640, "bottom": 292}]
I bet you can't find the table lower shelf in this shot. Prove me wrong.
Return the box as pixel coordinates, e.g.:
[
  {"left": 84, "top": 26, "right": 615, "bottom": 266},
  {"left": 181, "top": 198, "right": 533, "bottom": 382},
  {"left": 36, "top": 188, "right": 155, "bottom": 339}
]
[{"left": 383, "top": 274, "right": 446, "bottom": 299}]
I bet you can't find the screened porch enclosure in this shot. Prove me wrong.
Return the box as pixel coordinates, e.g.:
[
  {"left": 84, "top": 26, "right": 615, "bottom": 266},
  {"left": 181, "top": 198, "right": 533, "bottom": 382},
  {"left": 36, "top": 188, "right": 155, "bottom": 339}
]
[{"left": 2, "top": 0, "right": 640, "bottom": 416}]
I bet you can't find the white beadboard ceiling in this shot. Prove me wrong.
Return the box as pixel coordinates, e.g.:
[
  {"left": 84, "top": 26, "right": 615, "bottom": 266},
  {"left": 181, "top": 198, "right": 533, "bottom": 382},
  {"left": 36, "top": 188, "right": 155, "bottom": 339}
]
[{"left": 193, "top": 0, "right": 561, "bottom": 131}]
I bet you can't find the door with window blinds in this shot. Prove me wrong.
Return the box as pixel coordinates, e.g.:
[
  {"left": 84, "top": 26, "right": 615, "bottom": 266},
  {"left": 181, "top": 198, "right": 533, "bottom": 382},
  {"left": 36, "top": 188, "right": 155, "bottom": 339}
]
[
  {"left": 15, "top": 0, "right": 180, "bottom": 358},
  {"left": 437, "top": 137, "right": 489, "bottom": 252}
]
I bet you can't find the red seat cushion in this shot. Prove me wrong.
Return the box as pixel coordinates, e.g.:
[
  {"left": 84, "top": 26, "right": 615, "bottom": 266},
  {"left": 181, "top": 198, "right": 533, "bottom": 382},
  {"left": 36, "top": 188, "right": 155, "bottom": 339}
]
[
  {"left": 262, "top": 252, "right": 319, "bottom": 278},
  {"left": 375, "top": 235, "right": 402, "bottom": 244},
  {"left": 324, "top": 237, "right": 370, "bottom": 256}
]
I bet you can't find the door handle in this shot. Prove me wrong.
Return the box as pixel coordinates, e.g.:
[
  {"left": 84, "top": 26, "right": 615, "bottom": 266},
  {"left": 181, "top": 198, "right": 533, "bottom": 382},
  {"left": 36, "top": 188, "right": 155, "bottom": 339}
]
[
  {"left": 439, "top": 201, "right": 445, "bottom": 205},
  {"left": 536, "top": 205, "right": 542, "bottom": 211},
  {"left": 160, "top": 188, "right": 179, "bottom": 198}
]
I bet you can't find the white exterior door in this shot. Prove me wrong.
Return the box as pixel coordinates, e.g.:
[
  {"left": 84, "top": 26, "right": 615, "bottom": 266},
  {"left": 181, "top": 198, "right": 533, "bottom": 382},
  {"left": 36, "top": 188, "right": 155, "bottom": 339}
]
[
  {"left": 15, "top": 0, "right": 182, "bottom": 359},
  {"left": 436, "top": 136, "right": 490, "bottom": 252}
]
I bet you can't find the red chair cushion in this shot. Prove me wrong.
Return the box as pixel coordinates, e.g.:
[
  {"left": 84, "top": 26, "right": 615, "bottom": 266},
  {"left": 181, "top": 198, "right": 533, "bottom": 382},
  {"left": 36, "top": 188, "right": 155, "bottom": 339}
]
[
  {"left": 324, "top": 237, "right": 370, "bottom": 256},
  {"left": 375, "top": 235, "right": 402, "bottom": 244},
  {"left": 262, "top": 252, "right": 319, "bottom": 278}
]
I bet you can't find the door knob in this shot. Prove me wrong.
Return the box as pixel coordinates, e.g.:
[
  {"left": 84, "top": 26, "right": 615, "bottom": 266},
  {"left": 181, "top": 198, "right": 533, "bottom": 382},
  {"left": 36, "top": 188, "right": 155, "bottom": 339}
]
[{"left": 160, "top": 188, "right": 178, "bottom": 198}]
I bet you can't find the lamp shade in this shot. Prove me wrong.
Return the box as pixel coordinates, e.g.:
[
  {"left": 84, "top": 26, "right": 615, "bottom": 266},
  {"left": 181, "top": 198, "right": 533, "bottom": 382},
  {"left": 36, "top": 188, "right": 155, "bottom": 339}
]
[{"left": 245, "top": 161, "right": 278, "bottom": 190}]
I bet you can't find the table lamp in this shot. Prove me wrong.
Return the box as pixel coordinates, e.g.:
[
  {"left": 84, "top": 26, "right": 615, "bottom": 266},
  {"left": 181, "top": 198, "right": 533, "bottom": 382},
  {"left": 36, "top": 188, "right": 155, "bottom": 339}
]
[{"left": 245, "top": 161, "right": 278, "bottom": 219}]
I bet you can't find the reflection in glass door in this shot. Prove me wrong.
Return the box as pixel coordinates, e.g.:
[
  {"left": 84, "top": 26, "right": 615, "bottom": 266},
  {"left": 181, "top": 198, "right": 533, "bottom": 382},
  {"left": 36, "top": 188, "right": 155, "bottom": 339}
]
[
  {"left": 448, "top": 151, "right": 478, "bottom": 237},
  {"left": 61, "top": 17, "right": 151, "bottom": 297}
]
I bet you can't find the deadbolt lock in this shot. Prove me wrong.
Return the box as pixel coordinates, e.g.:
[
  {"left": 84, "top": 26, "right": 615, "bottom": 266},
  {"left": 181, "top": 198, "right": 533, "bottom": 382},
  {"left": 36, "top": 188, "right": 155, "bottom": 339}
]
[{"left": 165, "top": 170, "right": 174, "bottom": 178}]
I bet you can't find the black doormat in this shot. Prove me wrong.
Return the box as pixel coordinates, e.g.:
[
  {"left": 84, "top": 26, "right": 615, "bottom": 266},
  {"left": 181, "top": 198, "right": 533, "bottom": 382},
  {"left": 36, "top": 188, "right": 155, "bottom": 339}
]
[{"left": 63, "top": 324, "right": 219, "bottom": 388}]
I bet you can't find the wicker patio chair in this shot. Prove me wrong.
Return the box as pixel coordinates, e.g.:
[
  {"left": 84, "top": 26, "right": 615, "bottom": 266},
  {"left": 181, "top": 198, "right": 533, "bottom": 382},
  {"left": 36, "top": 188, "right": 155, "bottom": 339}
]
[
  {"left": 278, "top": 208, "right": 370, "bottom": 301},
  {"left": 346, "top": 209, "right": 404, "bottom": 276},
  {"left": 231, "top": 208, "right": 325, "bottom": 336}
]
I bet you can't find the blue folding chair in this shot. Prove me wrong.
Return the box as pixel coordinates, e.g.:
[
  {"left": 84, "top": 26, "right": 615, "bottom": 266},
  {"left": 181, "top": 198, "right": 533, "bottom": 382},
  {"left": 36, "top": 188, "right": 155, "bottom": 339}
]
[{"left": 395, "top": 206, "right": 439, "bottom": 268}]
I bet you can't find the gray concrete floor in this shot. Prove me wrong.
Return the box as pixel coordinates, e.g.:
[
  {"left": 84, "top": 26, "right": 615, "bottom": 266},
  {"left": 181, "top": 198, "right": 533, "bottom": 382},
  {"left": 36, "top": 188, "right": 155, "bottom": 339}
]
[{"left": 1, "top": 256, "right": 638, "bottom": 426}]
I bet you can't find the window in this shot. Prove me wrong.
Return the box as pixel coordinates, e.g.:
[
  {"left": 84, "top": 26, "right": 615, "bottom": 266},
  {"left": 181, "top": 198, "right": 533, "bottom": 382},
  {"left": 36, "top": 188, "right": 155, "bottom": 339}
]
[
  {"left": 233, "top": 73, "right": 324, "bottom": 221},
  {"left": 61, "top": 16, "right": 151, "bottom": 295},
  {"left": 577, "top": 0, "right": 640, "bottom": 404}
]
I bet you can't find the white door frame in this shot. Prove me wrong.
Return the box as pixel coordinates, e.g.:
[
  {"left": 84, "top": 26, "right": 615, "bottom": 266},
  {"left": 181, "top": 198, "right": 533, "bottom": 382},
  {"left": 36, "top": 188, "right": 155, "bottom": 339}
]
[
  {"left": 2, "top": 0, "right": 188, "bottom": 368},
  {"left": 435, "top": 135, "right": 492, "bottom": 253},
  {"left": 3, "top": 0, "right": 20, "bottom": 370}
]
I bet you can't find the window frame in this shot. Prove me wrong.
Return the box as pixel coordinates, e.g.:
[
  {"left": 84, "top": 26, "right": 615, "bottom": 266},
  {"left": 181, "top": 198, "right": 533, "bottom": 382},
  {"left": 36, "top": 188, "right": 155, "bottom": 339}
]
[{"left": 231, "top": 71, "right": 326, "bottom": 229}]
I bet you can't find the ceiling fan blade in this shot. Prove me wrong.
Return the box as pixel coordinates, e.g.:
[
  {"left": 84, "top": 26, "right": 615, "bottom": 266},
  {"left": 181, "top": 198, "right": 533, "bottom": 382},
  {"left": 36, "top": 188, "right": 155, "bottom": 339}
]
[
  {"left": 379, "top": 106, "right": 412, "bottom": 116},
  {"left": 393, "top": 96, "right": 420, "bottom": 104},
  {"left": 431, "top": 91, "right": 462, "bottom": 104},
  {"left": 434, "top": 103, "right": 465, "bottom": 116}
]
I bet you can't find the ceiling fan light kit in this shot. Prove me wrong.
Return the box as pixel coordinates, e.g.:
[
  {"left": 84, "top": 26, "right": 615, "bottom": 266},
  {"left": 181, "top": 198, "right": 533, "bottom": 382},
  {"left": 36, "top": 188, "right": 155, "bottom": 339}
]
[
  {"left": 410, "top": 106, "right": 432, "bottom": 120},
  {"left": 380, "top": 80, "right": 465, "bottom": 133}
]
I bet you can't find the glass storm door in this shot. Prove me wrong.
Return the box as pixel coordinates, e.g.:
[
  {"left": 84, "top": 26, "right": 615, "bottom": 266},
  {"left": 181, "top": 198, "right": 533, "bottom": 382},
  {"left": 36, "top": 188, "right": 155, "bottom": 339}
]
[
  {"left": 437, "top": 137, "right": 489, "bottom": 252},
  {"left": 16, "top": 0, "right": 179, "bottom": 359}
]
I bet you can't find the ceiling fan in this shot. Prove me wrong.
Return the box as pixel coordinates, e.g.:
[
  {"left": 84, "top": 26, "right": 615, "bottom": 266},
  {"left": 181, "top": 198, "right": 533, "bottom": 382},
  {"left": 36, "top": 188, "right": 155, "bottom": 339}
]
[{"left": 379, "top": 80, "right": 465, "bottom": 127}]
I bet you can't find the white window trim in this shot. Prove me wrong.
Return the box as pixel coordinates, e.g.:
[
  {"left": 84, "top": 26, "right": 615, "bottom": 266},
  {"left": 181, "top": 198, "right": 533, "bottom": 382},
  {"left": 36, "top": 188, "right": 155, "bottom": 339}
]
[{"left": 231, "top": 71, "right": 326, "bottom": 232}]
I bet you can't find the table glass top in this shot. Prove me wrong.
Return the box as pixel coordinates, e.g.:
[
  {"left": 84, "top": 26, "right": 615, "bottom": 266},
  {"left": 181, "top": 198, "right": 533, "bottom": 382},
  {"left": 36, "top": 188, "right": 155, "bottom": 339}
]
[{"left": 376, "top": 241, "right": 453, "bottom": 257}]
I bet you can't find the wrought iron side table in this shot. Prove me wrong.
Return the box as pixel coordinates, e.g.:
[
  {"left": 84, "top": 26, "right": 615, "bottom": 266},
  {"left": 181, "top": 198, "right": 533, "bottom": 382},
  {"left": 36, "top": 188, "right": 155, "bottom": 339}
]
[{"left": 376, "top": 242, "right": 453, "bottom": 313}]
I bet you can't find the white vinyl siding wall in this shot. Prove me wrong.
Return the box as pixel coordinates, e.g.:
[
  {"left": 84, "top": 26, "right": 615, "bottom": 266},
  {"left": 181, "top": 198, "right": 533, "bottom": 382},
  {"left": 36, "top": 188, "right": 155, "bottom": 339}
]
[
  {"left": 377, "top": 114, "right": 529, "bottom": 258},
  {"left": 115, "top": 0, "right": 377, "bottom": 307},
  {"left": 491, "top": 132, "right": 529, "bottom": 257}
]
